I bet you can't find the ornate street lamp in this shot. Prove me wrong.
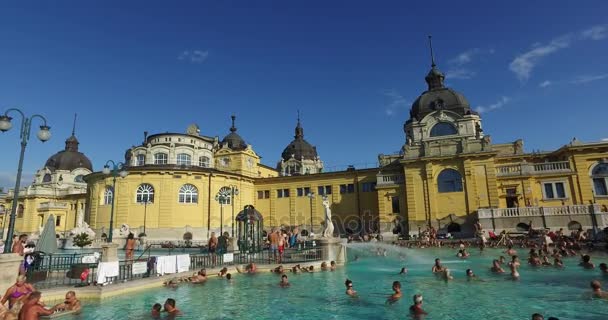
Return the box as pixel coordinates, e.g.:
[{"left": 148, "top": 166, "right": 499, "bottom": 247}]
[
  {"left": 102, "top": 160, "right": 128, "bottom": 242},
  {"left": 215, "top": 188, "right": 231, "bottom": 235},
  {"left": 0, "top": 108, "right": 51, "bottom": 253},
  {"left": 228, "top": 184, "right": 239, "bottom": 237}
]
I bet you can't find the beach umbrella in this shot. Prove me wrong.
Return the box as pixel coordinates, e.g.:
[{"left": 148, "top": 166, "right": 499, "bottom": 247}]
[{"left": 35, "top": 214, "right": 58, "bottom": 254}]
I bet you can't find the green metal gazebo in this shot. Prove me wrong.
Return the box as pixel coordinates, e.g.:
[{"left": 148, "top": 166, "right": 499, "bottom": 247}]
[{"left": 236, "top": 205, "right": 264, "bottom": 253}]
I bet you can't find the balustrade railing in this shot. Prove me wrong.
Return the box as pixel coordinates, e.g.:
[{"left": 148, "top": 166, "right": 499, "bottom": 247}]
[
  {"left": 496, "top": 161, "right": 571, "bottom": 177},
  {"left": 478, "top": 204, "right": 596, "bottom": 219}
]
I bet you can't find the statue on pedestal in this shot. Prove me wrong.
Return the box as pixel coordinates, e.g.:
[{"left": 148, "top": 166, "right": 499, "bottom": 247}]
[{"left": 321, "top": 196, "right": 335, "bottom": 238}]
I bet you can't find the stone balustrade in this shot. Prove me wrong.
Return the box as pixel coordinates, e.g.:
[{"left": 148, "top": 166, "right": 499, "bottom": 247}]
[
  {"left": 496, "top": 161, "right": 571, "bottom": 177},
  {"left": 38, "top": 202, "right": 68, "bottom": 210},
  {"left": 478, "top": 204, "right": 599, "bottom": 218},
  {"left": 376, "top": 173, "right": 404, "bottom": 186}
]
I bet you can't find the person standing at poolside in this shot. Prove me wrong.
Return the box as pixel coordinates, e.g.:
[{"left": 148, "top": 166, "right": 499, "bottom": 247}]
[
  {"left": 12, "top": 235, "right": 26, "bottom": 256},
  {"left": 163, "top": 298, "right": 181, "bottom": 318},
  {"left": 208, "top": 232, "right": 218, "bottom": 265},
  {"left": 125, "top": 233, "right": 136, "bottom": 261},
  {"left": 409, "top": 294, "right": 428, "bottom": 318},
  {"left": 269, "top": 229, "right": 279, "bottom": 263},
  {"left": 387, "top": 281, "right": 402, "bottom": 303},
  {"left": 277, "top": 231, "right": 285, "bottom": 263},
  {"left": 18, "top": 292, "right": 56, "bottom": 320}
]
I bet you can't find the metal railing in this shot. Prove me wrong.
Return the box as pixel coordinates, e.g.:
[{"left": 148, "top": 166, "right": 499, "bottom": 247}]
[{"left": 26, "top": 253, "right": 101, "bottom": 289}]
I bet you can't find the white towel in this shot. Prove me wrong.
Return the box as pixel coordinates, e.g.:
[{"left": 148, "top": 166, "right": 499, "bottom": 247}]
[
  {"left": 96, "top": 261, "right": 119, "bottom": 284},
  {"left": 164, "top": 256, "right": 177, "bottom": 274},
  {"left": 176, "top": 254, "right": 190, "bottom": 273},
  {"left": 155, "top": 256, "right": 164, "bottom": 275}
]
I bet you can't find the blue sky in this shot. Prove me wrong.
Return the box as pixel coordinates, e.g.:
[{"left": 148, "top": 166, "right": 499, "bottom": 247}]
[{"left": 1, "top": 1, "right": 607, "bottom": 189}]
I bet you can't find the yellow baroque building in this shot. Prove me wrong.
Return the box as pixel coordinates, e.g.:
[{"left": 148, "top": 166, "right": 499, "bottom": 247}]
[{"left": 3, "top": 60, "right": 608, "bottom": 243}]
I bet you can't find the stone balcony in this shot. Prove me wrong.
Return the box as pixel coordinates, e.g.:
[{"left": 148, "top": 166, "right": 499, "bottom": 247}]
[
  {"left": 478, "top": 205, "right": 597, "bottom": 219},
  {"left": 376, "top": 173, "right": 404, "bottom": 186},
  {"left": 38, "top": 202, "right": 68, "bottom": 211},
  {"left": 495, "top": 161, "right": 571, "bottom": 177}
]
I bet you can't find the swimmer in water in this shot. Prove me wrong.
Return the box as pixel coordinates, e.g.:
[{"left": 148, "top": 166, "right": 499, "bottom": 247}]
[
  {"left": 600, "top": 263, "right": 608, "bottom": 275},
  {"left": 432, "top": 258, "right": 445, "bottom": 273},
  {"left": 387, "top": 281, "right": 402, "bottom": 303},
  {"left": 590, "top": 280, "right": 608, "bottom": 298},
  {"left": 579, "top": 254, "right": 595, "bottom": 269},
  {"left": 491, "top": 259, "right": 505, "bottom": 273},
  {"left": 399, "top": 267, "right": 408, "bottom": 275},
  {"left": 506, "top": 245, "right": 517, "bottom": 256},
  {"left": 279, "top": 274, "right": 290, "bottom": 287},
  {"left": 509, "top": 255, "right": 521, "bottom": 280},
  {"left": 442, "top": 268, "right": 454, "bottom": 281},
  {"left": 409, "top": 294, "right": 428, "bottom": 317},
  {"left": 345, "top": 279, "right": 357, "bottom": 297}
]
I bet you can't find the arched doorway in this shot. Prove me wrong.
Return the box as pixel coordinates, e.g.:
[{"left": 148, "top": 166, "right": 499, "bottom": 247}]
[{"left": 447, "top": 222, "right": 461, "bottom": 233}]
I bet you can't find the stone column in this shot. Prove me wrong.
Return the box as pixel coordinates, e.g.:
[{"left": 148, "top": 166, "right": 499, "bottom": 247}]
[
  {"left": 0, "top": 254, "right": 23, "bottom": 294},
  {"left": 101, "top": 243, "right": 119, "bottom": 262}
]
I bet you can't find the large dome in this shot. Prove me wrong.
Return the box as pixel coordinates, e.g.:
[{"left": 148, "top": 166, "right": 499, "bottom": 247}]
[
  {"left": 409, "top": 67, "right": 474, "bottom": 121},
  {"left": 281, "top": 119, "right": 318, "bottom": 161},
  {"left": 221, "top": 115, "right": 247, "bottom": 151},
  {"left": 44, "top": 135, "right": 93, "bottom": 172}
]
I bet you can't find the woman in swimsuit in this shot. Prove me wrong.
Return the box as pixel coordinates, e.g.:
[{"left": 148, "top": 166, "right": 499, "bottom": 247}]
[
  {"left": 1, "top": 275, "right": 35, "bottom": 310},
  {"left": 508, "top": 255, "right": 521, "bottom": 279}
]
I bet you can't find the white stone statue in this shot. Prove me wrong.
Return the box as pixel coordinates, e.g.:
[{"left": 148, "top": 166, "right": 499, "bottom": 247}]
[{"left": 322, "top": 196, "right": 335, "bottom": 238}]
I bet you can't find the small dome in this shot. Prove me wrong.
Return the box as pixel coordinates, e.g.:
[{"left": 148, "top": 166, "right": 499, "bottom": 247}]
[
  {"left": 44, "top": 135, "right": 93, "bottom": 172},
  {"left": 281, "top": 118, "right": 318, "bottom": 161},
  {"left": 409, "top": 87, "right": 472, "bottom": 121},
  {"left": 221, "top": 115, "right": 247, "bottom": 151}
]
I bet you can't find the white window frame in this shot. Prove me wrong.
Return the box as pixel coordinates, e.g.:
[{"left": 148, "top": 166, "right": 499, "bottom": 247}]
[
  {"left": 590, "top": 163, "right": 608, "bottom": 197},
  {"left": 136, "top": 184, "right": 155, "bottom": 203},
  {"left": 176, "top": 153, "right": 192, "bottom": 166},
  {"left": 154, "top": 153, "right": 168, "bottom": 165},
  {"left": 136, "top": 154, "right": 146, "bottom": 166},
  {"left": 541, "top": 181, "right": 568, "bottom": 200},
  {"left": 103, "top": 187, "right": 113, "bottom": 205},
  {"left": 198, "top": 156, "right": 210, "bottom": 168},
  {"left": 178, "top": 184, "right": 198, "bottom": 204}
]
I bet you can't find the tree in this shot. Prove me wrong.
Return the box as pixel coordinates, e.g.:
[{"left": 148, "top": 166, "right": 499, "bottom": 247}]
[{"left": 73, "top": 232, "right": 92, "bottom": 249}]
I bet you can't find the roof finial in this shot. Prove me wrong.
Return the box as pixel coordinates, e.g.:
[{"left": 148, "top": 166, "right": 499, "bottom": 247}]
[
  {"left": 72, "top": 113, "right": 77, "bottom": 136},
  {"left": 428, "top": 35, "right": 436, "bottom": 68},
  {"left": 295, "top": 110, "right": 304, "bottom": 139},
  {"left": 230, "top": 114, "right": 237, "bottom": 132}
]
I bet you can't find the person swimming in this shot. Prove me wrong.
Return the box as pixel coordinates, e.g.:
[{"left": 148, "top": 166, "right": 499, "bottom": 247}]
[
  {"left": 491, "top": 259, "right": 505, "bottom": 273},
  {"left": 387, "top": 281, "right": 402, "bottom": 303},
  {"left": 554, "top": 257, "right": 564, "bottom": 268},
  {"left": 399, "top": 267, "right": 408, "bottom": 275},
  {"left": 409, "top": 294, "right": 428, "bottom": 317},
  {"left": 600, "top": 263, "right": 608, "bottom": 274},
  {"left": 579, "top": 254, "right": 595, "bottom": 269},
  {"left": 442, "top": 268, "right": 453, "bottom": 281},
  {"left": 345, "top": 279, "right": 357, "bottom": 297},
  {"left": 279, "top": 274, "right": 290, "bottom": 287},
  {"left": 432, "top": 258, "right": 445, "bottom": 273},
  {"left": 151, "top": 303, "right": 162, "bottom": 318},
  {"left": 509, "top": 255, "right": 521, "bottom": 279},
  {"left": 590, "top": 280, "right": 608, "bottom": 298}
]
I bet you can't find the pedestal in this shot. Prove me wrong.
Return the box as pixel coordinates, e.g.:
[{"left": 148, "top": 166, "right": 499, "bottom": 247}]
[
  {"left": 0, "top": 254, "right": 23, "bottom": 294},
  {"left": 101, "top": 243, "right": 119, "bottom": 262},
  {"left": 317, "top": 237, "right": 347, "bottom": 265}
]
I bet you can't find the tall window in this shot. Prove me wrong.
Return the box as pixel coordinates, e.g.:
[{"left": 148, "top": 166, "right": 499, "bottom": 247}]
[
  {"left": 177, "top": 153, "right": 191, "bottom": 166},
  {"left": 543, "top": 182, "right": 566, "bottom": 199},
  {"left": 179, "top": 184, "right": 198, "bottom": 203},
  {"left": 74, "top": 175, "right": 84, "bottom": 183},
  {"left": 199, "top": 156, "right": 210, "bottom": 168},
  {"left": 297, "top": 187, "right": 311, "bottom": 197},
  {"left": 340, "top": 184, "right": 355, "bottom": 194},
  {"left": 592, "top": 163, "right": 608, "bottom": 196},
  {"left": 430, "top": 122, "right": 457, "bottom": 137},
  {"left": 17, "top": 204, "right": 24, "bottom": 218},
  {"left": 136, "top": 154, "right": 146, "bottom": 166},
  {"left": 391, "top": 196, "right": 400, "bottom": 213},
  {"left": 437, "top": 169, "right": 463, "bottom": 193},
  {"left": 277, "top": 189, "right": 290, "bottom": 198},
  {"left": 154, "top": 153, "right": 168, "bottom": 165},
  {"left": 103, "top": 186, "right": 114, "bottom": 205},
  {"left": 362, "top": 182, "right": 376, "bottom": 192},
  {"left": 318, "top": 185, "right": 332, "bottom": 196},
  {"left": 136, "top": 184, "right": 155, "bottom": 203},
  {"left": 286, "top": 164, "right": 301, "bottom": 176}
]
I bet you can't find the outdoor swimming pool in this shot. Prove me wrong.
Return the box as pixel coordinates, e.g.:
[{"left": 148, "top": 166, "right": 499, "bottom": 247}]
[{"left": 72, "top": 244, "right": 607, "bottom": 319}]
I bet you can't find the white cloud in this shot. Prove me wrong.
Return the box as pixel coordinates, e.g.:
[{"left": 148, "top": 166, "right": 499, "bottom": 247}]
[
  {"left": 449, "top": 48, "right": 481, "bottom": 66},
  {"left": 509, "top": 35, "right": 573, "bottom": 82},
  {"left": 571, "top": 73, "right": 608, "bottom": 84},
  {"left": 178, "top": 50, "right": 209, "bottom": 63},
  {"left": 446, "top": 68, "right": 476, "bottom": 80},
  {"left": 539, "top": 80, "right": 552, "bottom": 88},
  {"left": 581, "top": 25, "right": 607, "bottom": 40},
  {"left": 382, "top": 89, "right": 407, "bottom": 116},
  {"left": 475, "top": 96, "right": 510, "bottom": 114}
]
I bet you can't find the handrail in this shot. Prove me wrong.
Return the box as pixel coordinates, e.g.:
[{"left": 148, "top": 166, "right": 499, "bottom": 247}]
[{"left": 136, "top": 243, "right": 153, "bottom": 261}]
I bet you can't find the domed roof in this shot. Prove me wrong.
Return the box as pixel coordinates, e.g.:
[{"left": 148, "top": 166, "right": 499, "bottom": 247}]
[
  {"left": 221, "top": 115, "right": 248, "bottom": 151},
  {"left": 408, "top": 66, "right": 474, "bottom": 121},
  {"left": 44, "top": 134, "right": 93, "bottom": 172},
  {"left": 281, "top": 118, "right": 318, "bottom": 161}
]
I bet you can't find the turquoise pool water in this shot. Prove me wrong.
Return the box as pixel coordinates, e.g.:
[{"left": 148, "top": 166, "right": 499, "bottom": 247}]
[{"left": 71, "top": 244, "right": 607, "bottom": 319}]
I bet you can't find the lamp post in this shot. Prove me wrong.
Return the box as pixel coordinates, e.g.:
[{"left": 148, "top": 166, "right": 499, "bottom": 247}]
[
  {"left": 228, "top": 184, "right": 239, "bottom": 237},
  {"left": 102, "top": 160, "right": 128, "bottom": 243},
  {"left": 141, "top": 199, "right": 150, "bottom": 236},
  {"left": 307, "top": 192, "right": 315, "bottom": 236},
  {"left": 215, "top": 188, "right": 231, "bottom": 235},
  {"left": 0, "top": 108, "right": 51, "bottom": 253}
]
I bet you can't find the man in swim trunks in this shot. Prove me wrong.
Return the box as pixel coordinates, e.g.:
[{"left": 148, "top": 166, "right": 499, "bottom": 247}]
[
  {"left": 54, "top": 291, "right": 81, "bottom": 313},
  {"left": 269, "top": 229, "right": 279, "bottom": 263},
  {"left": 18, "top": 292, "right": 56, "bottom": 320},
  {"left": 278, "top": 232, "right": 285, "bottom": 263},
  {"left": 432, "top": 258, "right": 445, "bottom": 273},
  {"left": 12, "top": 235, "right": 27, "bottom": 256},
  {"left": 208, "top": 232, "right": 218, "bottom": 265}
]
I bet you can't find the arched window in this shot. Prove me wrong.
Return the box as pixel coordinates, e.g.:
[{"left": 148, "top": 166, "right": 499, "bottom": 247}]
[
  {"left": 103, "top": 186, "right": 113, "bottom": 205},
  {"left": 42, "top": 174, "right": 52, "bottom": 183},
  {"left": 217, "top": 186, "right": 231, "bottom": 205},
  {"left": 136, "top": 154, "right": 146, "bottom": 166},
  {"left": 179, "top": 184, "right": 198, "bottom": 204},
  {"left": 437, "top": 169, "right": 463, "bottom": 193},
  {"left": 199, "top": 156, "right": 210, "bottom": 168},
  {"left": 567, "top": 221, "right": 582, "bottom": 231},
  {"left": 17, "top": 204, "right": 24, "bottom": 218},
  {"left": 591, "top": 163, "right": 608, "bottom": 196},
  {"left": 136, "top": 184, "right": 154, "bottom": 203},
  {"left": 154, "top": 153, "right": 168, "bottom": 165},
  {"left": 286, "top": 164, "right": 301, "bottom": 176},
  {"left": 74, "top": 175, "right": 85, "bottom": 183},
  {"left": 177, "top": 153, "right": 191, "bottom": 166},
  {"left": 430, "top": 122, "right": 458, "bottom": 137}
]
